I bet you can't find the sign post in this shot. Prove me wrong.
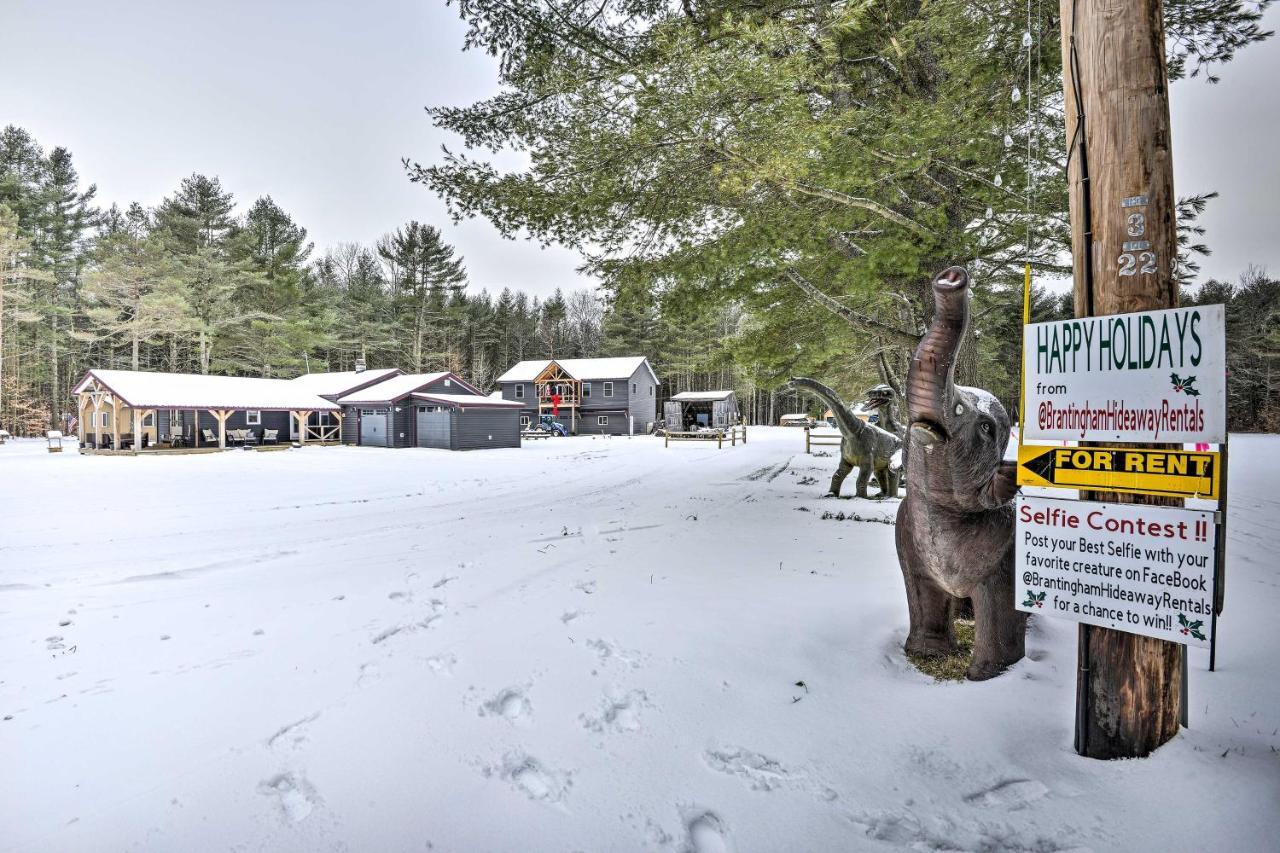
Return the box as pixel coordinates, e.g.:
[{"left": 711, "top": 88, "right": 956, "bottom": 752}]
[{"left": 1054, "top": 0, "right": 1221, "bottom": 759}]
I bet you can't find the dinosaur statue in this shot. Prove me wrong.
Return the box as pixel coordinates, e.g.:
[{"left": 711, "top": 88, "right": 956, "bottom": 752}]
[
  {"left": 895, "top": 266, "right": 1023, "bottom": 681},
  {"left": 864, "top": 383, "right": 904, "bottom": 438},
  {"left": 791, "top": 377, "right": 902, "bottom": 499}
]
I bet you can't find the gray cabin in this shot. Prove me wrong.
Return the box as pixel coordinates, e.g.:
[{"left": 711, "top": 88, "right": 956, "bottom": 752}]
[
  {"left": 665, "top": 390, "right": 740, "bottom": 431},
  {"left": 337, "top": 372, "right": 522, "bottom": 450},
  {"left": 495, "top": 357, "right": 659, "bottom": 435}
]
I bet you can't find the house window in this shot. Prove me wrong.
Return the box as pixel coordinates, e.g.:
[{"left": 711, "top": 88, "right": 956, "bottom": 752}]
[
  {"left": 649, "top": 386, "right": 654, "bottom": 396},
  {"left": 246, "top": 410, "right": 262, "bottom": 426},
  {"left": 582, "top": 382, "right": 591, "bottom": 398},
  {"left": 515, "top": 384, "right": 525, "bottom": 399},
  {"left": 597, "top": 415, "right": 609, "bottom": 426},
  {"left": 520, "top": 415, "right": 531, "bottom": 428},
  {"left": 603, "top": 381, "right": 614, "bottom": 398},
  {"left": 632, "top": 383, "right": 637, "bottom": 394},
  {"left": 100, "top": 411, "right": 111, "bottom": 427},
  {"left": 444, "top": 379, "right": 452, "bottom": 387},
  {"left": 142, "top": 412, "right": 155, "bottom": 427},
  {"left": 360, "top": 409, "right": 376, "bottom": 416}
]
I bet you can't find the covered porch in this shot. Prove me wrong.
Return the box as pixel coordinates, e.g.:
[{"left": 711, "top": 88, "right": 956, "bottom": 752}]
[{"left": 72, "top": 370, "right": 343, "bottom": 454}]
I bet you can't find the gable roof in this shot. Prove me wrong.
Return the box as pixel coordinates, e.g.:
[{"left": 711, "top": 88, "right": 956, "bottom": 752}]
[
  {"left": 287, "top": 368, "right": 401, "bottom": 398},
  {"left": 336, "top": 372, "right": 483, "bottom": 405},
  {"left": 497, "top": 356, "right": 658, "bottom": 384},
  {"left": 411, "top": 392, "right": 524, "bottom": 409},
  {"left": 72, "top": 369, "right": 340, "bottom": 411}
]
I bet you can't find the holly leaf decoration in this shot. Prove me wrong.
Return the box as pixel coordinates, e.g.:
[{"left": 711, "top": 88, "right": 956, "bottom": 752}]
[
  {"left": 1178, "top": 613, "right": 1207, "bottom": 640},
  {"left": 1022, "top": 590, "right": 1046, "bottom": 609},
  {"left": 1171, "top": 373, "right": 1200, "bottom": 396}
]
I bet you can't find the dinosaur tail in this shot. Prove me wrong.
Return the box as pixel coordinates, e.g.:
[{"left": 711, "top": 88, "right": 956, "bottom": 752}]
[{"left": 789, "top": 377, "right": 868, "bottom": 439}]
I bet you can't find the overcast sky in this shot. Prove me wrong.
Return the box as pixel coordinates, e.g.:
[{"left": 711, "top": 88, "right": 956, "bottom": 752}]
[{"left": 1, "top": 0, "right": 1276, "bottom": 298}]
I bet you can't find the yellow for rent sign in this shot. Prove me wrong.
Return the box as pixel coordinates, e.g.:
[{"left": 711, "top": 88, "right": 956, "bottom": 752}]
[{"left": 1017, "top": 445, "right": 1220, "bottom": 500}]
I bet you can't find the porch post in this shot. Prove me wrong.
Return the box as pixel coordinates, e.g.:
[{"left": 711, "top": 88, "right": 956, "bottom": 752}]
[
  {"left": 297, "top": 410, "right": 312, "bottom": 444},
  {"left": 111, "top": 395, "right": 120, "bottom": 451},
  {"left": 332, "top": 409, "right": 343, "bottom": 443},
  {"left": 193, "top": 409, "right": 199, "bottom": 447},
  {"left": 210, "top": 409, "right": 228, "bottom": 449},
  {"left": 132, "top": 408, "right": 142, "bottom": 454}
]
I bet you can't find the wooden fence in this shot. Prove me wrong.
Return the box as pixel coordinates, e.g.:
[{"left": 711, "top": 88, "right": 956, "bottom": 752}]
[
  {"left": 804, "top": 426, "right": 843, "bottom": 454},
  {"left": 664, "top": 425, "right": 747, "bottom": 449}
]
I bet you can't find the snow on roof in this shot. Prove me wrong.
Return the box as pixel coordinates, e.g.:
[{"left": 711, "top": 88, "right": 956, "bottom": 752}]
[
  {"left": 670, "top": 390, "right": 735, "bottom": 402},
  {"left": 411, "top": 392, "right": 523, "bottom": 409},
  {"left": 779, "top": 413, "right": 811, "bottom": 421},
  {"left": 336, "top": 372, "right": 452, "bottom": 405},
  {"left": 74, "top": 369, "right": 340, "bottom": 411},
  {"left": 496, "top": 357, "right": 657, "bottom": 384},
  {"left": 287, "top": 368, "right": 400, "bottom": 397}
]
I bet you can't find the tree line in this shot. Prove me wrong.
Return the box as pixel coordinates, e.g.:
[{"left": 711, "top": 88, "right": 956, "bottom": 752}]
[{"left": 1, "top": 124, "right": 792, "bottom": 435}]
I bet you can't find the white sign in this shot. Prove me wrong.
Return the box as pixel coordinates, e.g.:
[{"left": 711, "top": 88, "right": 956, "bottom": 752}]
[
  {"left": 1023, "top": 304, "right": 1225, "bottom": 443},
  {"left": 1015, "top": 495, "right": 1216, "bottom": 647}
]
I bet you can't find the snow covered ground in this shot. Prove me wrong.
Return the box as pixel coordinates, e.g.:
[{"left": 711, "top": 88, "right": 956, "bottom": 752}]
[{"left": 2, "top": 429, "right": 1277, "bottom": 852}]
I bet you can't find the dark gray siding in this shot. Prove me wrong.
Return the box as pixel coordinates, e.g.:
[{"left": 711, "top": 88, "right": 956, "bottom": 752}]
[
  {"left": 453, "top": 407, "right": 521, "bottom": 450},
  {"left": 627, "top": 364, "right": 659, "bottom": 431},
  {"left": 157, "top": 408, "right": 289, "bottom": 443},
  {"left": 341, "top": 406, "right": 360, "bottom": 444},
  {"left": 391, "top": 404, "right": 415, "bottom": 448},
  {"left": 580, "top": 410, "right": 632, "bottom": 435},
  {"left": 500, "top": 381, "right": 532, "bottom": 405}
]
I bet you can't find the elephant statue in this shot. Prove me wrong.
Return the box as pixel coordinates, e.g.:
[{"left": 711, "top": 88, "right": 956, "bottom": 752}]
[{"left": 895, "top": 266, "right": 1024, "bottom": 680}]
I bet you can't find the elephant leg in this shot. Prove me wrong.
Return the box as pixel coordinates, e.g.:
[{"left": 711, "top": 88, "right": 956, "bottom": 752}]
[
  {"left": 966, "top": 559, "right": 1027, "bottom": 681},
  {"left": 854, "top": 463, "right": 871, "bottom": 499},
  {"left": 829, "top": 458, "right": 854, "bottom": 496},
  {"left": 900, "top": 566, "right": 957, "bottom": 658}
]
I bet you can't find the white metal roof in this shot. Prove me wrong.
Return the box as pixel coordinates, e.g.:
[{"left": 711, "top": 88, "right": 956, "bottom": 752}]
[
  {"left": 73, "top": 369, "right": 341, "bottom": 411},
  {"left": 336, "top": 372, "right": 457, "bottom": 405},
  {"left": 496, "top": 356, "right": 658, "bottom": 384},
  {"left": 670, "top": 390, "right": 735, "bottom": 402},
  {"left": 411, "top": 392, "right": 523, "bottom": 409},
  {"left": 287, "top": 368, "right": 400, "bottom": 397}
]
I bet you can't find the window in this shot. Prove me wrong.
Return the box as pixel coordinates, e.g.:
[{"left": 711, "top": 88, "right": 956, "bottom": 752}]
[
  {"left": 649, "top": 386, "right": 654, "bottom": 396},
  {"left": 142, "top": 412, "right": 155, "bottom": 427},
  {"left": 360, "top": 409, "right": 376, "bottom": 416},
  {"left": 246, "top": 410, "right": 262, "bottom": 426},
  {"left": 597, "top": 415, "right": 609, "bottom": 426},
  {"left": 520, "top": 415, "right": 531, "bottom": 428},
  {"left": 582, "top": 382, "right": 591, "bottom": 398},
  {"left": 100, "top": 411, "right": 111, "bottom": 427},
  {"left": 603, "top": 381, "right": 614, "bottom": 398},
  {"left": 444, "top": 378, "right": 452, "bottom": 387},
  {"left": 515, "top": 384, "right": 525, "bottom": 399},
  {"left": 632, "top": 383, "right": 637, "bottom": 394}
]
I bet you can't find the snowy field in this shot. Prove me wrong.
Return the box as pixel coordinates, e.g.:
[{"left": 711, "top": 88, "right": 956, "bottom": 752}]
[{"left": 2, "top": 428, "right": 1278, "bottom": 852}]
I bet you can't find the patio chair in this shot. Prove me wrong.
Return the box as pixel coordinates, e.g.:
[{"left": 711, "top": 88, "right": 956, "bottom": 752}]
[
  {"left": 202, "top": 428, "right": 218, "bottom": 444},
  {"left": 262, "top": 429, "right": 278, "bottom": 445},
  {"left": 243, "top": 429, "right": 259, "bottom": 447}
]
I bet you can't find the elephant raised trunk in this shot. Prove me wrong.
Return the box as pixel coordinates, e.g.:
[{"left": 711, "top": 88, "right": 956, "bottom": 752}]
[
  {"left": 895, "top": 265, "right": 1025, "bottom": 681},
  {"left": 907, "top": 266, "right": 970, "bottom": 446}
]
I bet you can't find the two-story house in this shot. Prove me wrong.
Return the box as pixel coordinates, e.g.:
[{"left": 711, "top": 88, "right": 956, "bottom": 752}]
[{"left": 496, "top": 357, "right": 659, "bottom": 435}]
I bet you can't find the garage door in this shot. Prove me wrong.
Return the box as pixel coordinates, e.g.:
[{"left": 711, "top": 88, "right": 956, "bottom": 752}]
[
  {"left": 359, "top": 409, "right": 388, "bottom": 446},
  {"left": 416, "top": 406, "right": 451, "bottom": 449}
]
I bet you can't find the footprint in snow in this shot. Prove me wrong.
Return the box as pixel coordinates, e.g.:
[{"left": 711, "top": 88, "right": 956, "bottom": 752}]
[
  {"left": 561, "top": 609, "right": 585, "bottom": 624},
  {"left": 425, "top": 653, "right": 457, "bottom": 674},
  {"left": 681, "top": 808, "right": 732, "bottom": 853},
  {"left": 258, "top": 772, "right": 319, "bottom": 823},
  {"left": 481, "top": 687, "right": 532, "bottom": 725},
  {"left": 486, "top": 752, "right": 570, "bottom": 807},
  {"left": 964, "top": 779, "right": 1049, "bottom": 810},
  {"left": 580, "top": 688, "right": 648, "bottom": 733}
]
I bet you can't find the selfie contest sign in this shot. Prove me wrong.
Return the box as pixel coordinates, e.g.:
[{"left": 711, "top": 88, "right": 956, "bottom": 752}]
[
  {"left": 1023, "top": 305, "right": 1225, "bottom": 443},
  {"left": 1015, "top": 496, "right": 1216, "bottom": 647}
]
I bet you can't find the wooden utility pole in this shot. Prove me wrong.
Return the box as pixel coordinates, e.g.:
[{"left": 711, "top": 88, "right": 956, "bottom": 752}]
[{"left": 1060, "top": 0, "right": 1183, "bottom": 758}]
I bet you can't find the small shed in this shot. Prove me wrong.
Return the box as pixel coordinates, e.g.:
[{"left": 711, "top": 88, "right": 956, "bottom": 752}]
[
  {"left": 779, "top": 413, "right": 813, "bottom": 427},
  {"left": 665, "top": 390, "right": 740, "bottom": 430}
]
